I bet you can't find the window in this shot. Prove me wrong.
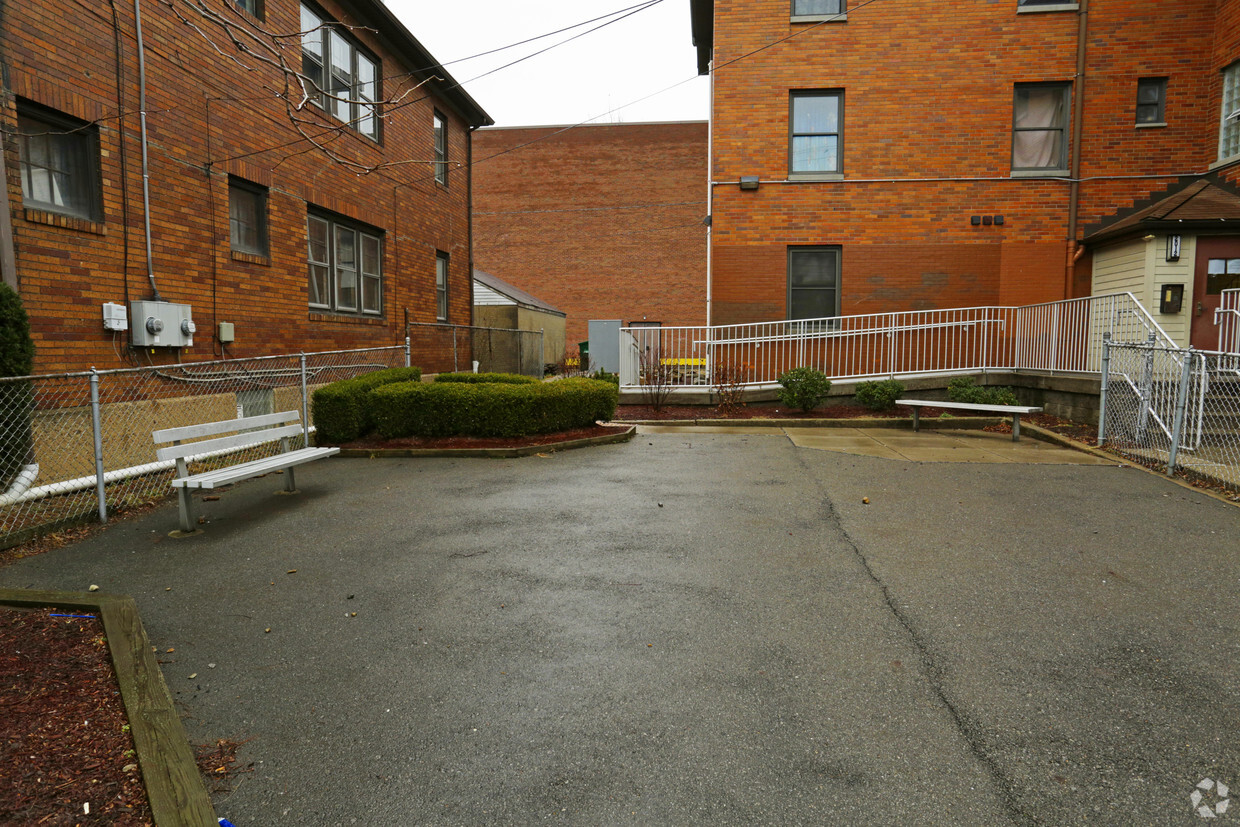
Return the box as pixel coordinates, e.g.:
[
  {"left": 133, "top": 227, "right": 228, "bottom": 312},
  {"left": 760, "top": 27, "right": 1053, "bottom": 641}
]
[
  {"left": 1220, "top": 63, "right": 1240, "bottom": 161},
  {"left": 433, "top": 111, "right": 448, "bottom": 185},
  {"left": 301, "top": 3, "right": 379, "bottom": 140},
  {"left": 1136, "top": 77, "right": 1167, "bottom": 125},
  {"left": 1012, "top": 83, "right": 1070, "bottom": 172},
  {"left": 16, "top": 103, "right": 101, "bottom": 221},
  {"left": 788, "top": 247, "right": 840, "bottom": 324},
  {"left": 436, "top": 252, "right": 449, "bottom": 320},
  {"left": 790, "top": 91, "right": 843, "bottom": 175},
  {"left": 1207, "top": 259, "right": 1240, "bottom": 295},
  {"left": 307, "top": 212, "right": 383, "bottom": 315},
  {"left": 228, "top": 178, "right": 268, "bottom": 257},
  {"left": 233, "top": 0, "right": 263, "bottom": 18},
  {"left": 1017, "top": 0, "right": 1078, "bottom": 8},
  {"left": 792, "top": 0, "right": 843, "bottom": 17}
]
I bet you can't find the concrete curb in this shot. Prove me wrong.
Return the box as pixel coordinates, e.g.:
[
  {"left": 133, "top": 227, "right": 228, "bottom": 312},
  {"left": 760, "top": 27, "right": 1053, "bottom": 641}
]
[{"left": 335, "top": 425, "right": 636, "bottom": 459}]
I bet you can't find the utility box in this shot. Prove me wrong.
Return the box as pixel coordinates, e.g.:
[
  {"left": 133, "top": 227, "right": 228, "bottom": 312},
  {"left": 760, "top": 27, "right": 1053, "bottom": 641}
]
[
  {"left": 102, "top": 302, "right": 128, "bottom": 332},
  {"left": 587, "top": 319, "right": 622, "bottom": 375},
  {"left": 130, "top": 300, "right": 196, "bottom": 347}
]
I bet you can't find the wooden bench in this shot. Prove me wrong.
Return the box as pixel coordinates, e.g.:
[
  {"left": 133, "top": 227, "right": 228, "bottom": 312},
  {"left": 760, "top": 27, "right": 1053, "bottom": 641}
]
[
  {"left": 153, "top": 411, "right": 338, "bottom": 533},
  {"left": 895, "top": 399, "right": 1044, "bottom": 442}
]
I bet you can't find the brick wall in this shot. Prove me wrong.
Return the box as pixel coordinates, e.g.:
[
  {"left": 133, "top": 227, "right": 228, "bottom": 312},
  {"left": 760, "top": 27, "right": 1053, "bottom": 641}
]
[
  {"left": 708, "top": 0, "right": 1236, "bottom": 324},
  {"left": 472, "top": 122, "right": 708, "bottom": 355},
  {"left": 2, "top": 0, "right": 483, "bottom": 375}
]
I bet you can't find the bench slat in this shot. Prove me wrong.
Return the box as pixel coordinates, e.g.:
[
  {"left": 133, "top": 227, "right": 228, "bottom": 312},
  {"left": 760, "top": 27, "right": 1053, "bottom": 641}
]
[
  {"left": 895, "top": 399, "right": 1042, "bottom": 414},
  {"left": 153, "top": 411, "right": 300, "bottom": 444},
  {"left": 170, "top": 447, "right": 339, "bottom": 489},
  {"left": 156, "top": 423, "right": 306, "bottom": 462}
]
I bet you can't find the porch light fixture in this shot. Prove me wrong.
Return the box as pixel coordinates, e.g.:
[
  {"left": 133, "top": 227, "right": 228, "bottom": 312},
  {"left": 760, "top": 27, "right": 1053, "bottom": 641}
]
[{"left": 739, "top": 176, "right": 760, "bottom": 191}]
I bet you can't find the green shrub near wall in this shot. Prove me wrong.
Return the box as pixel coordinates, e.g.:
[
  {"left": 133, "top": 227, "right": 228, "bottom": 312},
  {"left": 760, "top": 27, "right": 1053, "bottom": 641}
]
[
  {"left": 947, "top": 376, "right": 1019, "bottom": 406},
  {"left": 854, "top": 379, "right": 905, "bottom": 411},
  {"left": 370, "top": 378, "right": 618, "bottom": 439},
  {"left": 433, "top": 372, "right": 537, "bottom": 385},
  {"left": 0, "top": 284, "right": 36, "bottom": 491},
  {"left": 312, "top": 367, "right": 422, "bottom": 444}
]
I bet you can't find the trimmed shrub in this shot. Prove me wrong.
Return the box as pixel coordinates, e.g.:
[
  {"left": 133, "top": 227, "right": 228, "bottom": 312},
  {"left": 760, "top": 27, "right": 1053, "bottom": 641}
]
[
  {"left": 777, "top": 367, "right": 832, "bottom": 413},
  {"left": 312, "top": 366, "right": 422, "bottom": 443},
  {"left": 370, "top": 377, "right": 618, "bottom": 439},
  {"left": 589, "top": 368, "right": 619, "bottom": 385},
  {"left": 946, "top": 376, "right": 1020, "bottom": 407},
  {"left": 854, "top": 379, "right": 905, "bottom": 411},
  {"left": 433, "top": 372, "right": 537, "bottom": 385},
  {"left": 0, "top": 284, "right": 35, "bottom": 492}
]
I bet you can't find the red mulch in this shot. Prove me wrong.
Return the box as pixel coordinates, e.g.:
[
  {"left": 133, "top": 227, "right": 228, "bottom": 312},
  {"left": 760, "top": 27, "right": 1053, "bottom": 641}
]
[
  {"left": 0, "top": 607, "right": 153, "bottom": 825},
  {"left": 338, "top": 423, "right": 632, "bottom": 450}
]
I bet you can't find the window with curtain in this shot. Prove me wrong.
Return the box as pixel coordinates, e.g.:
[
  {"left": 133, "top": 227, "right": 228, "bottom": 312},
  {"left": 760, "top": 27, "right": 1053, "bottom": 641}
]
[
  {"left": 307, "top": 211, "right": 383, "bottom": 316},
  {"left": 1012, "top": 83, "right": 1070, "bottom": 171},
  {"left": 300, "top": 3, "right": 379, "bottom": 141},
  {"left": 787, "top": 247, "right": 841, "bottom": 325},
  {"left": 228, "top": 178, "right": 268, "bottom": 257},
  {"left": 790, "top": 91, "right": 843, "bottom": 175},
  {"left": 17, "top": 103, "right": 101, "bottom": 221}
]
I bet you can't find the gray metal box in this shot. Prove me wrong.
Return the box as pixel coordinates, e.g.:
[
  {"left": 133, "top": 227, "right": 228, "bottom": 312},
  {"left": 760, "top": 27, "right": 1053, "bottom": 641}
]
[
  {"left": 130, "top": 300, "right": 196, "bottom": 348},
  {"left": 587, "top": 319, "right": 622, "bottom": 375}
]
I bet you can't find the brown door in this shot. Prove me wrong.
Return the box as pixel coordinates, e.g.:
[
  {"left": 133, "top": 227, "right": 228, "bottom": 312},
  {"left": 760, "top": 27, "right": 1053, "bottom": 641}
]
[{"left": 1192, "top": 238, "right": 1240, "bottom": 350}]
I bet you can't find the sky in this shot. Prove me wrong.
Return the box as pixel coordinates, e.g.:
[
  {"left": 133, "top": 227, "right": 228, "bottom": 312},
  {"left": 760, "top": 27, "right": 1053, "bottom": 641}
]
[{"left": 384, "top": 0, "right": 709, "bottom": 128}]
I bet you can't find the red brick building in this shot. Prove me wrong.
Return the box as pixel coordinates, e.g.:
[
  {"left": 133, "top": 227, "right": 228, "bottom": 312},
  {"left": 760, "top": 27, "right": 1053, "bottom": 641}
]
[
  {"left": 692, "top": 0, "right": 1240, "bottom": 349},
  {"left": 0, "top": 0, "right": 491, "bottom": 375},
  {"left": 472, "top": 122, "right": 708, "bottom": 356}
]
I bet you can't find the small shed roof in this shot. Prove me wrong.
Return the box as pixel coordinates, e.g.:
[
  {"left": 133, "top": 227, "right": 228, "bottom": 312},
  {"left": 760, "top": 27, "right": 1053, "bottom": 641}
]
[
  {"left": 473, "top": 270, "right": 566, "bottom": 317},
  {"left": 1084, "top": 177, "right": 1240, "bottom": 244}
]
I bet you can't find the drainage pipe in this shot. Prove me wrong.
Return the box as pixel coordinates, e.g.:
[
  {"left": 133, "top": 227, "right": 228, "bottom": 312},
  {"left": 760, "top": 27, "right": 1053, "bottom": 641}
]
[
  {"left": 132, "top": 0, "right": 162, "bottom": 301},
  {"left": 1065, "top": 0, "right": 1089, "bottom": 299}
]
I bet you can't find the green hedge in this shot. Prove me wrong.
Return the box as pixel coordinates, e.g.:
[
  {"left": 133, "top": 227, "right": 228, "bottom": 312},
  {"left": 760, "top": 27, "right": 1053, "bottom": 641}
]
[
  {"left": 433, "top": 372, "right": 537, "bottom": 385},
  {"left": 854, "top": 379, "right": 905, "bottom": 411},
  {"left": 312, "top": 366, "right": 422, "bottom": 443},
  {"left": 370, "top": 378, "right": 618, "bottom": 439},
  {"left": 0, "top": 284, "right": 35, "bottom": 491},
  {"left": 947, "top": 376, "right": 1019, "bottom": 407}
]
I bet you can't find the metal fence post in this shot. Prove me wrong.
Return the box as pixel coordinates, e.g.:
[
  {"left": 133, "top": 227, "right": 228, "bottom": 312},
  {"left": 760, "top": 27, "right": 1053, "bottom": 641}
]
[
  {"left": 1166, "top": 349, "right": 1195, "bottom": 476},
  {"left": 404, "top": 336, "right": 411, "bottom": 368},
  {"left": 1135, "top": 332, "right": 1157, "bottom": 443},
  {"left": 1097, "top": 333, "right": 1110, "bottom": 446},
  {"left": 89, "top": 368, "right": 107, "bottom": 524},
  {"left": 300, "top": 353, "right": 309, "bottom": 447}
]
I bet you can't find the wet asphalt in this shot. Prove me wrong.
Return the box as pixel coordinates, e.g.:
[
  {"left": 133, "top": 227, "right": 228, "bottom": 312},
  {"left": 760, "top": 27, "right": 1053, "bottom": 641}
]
[{"left": 2, "top": 430, "right": 1238, "bottom": 826}]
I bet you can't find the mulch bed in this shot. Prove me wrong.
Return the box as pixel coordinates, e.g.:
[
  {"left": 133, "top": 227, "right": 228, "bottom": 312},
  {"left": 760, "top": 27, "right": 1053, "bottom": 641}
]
[{"left": 0, "top": 607, "right": 152, "bottom": 825}]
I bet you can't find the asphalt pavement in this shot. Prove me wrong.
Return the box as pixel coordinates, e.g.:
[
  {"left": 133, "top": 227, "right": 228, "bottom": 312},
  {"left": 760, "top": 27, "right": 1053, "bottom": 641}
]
[{"left": 1, "top": 429, "right": 1237, "bottom": 825}]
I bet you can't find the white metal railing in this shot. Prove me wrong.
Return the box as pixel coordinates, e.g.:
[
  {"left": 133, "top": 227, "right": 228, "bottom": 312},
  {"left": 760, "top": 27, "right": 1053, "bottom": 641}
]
[
  {"left": 619, "top": 293, "right": 1176, "bottom": 390},
  {"left": 1219, "top": 289, "right": 1240, "bottom": 354}
]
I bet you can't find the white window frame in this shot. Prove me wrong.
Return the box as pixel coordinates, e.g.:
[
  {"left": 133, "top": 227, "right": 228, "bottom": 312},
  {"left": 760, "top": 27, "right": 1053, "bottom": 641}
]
[{"left": 307, "top": 212, "right": 383, "bottom": 316}]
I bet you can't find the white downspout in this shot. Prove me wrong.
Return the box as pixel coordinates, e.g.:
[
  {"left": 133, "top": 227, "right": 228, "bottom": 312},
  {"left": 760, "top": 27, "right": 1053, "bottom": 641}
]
[{"left": 705, "top": 57, "right": 714, "bottom": 329}]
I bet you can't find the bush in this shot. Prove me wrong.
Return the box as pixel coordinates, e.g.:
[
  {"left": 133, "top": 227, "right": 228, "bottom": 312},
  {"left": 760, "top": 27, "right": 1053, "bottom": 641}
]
[
  {"left": 589, "top": 368, "right": 619, "bottom": 385},
  {"left": 312, "top": 366, "right": 422, "bottom": 443},
  {"left": 0, "top": 284, "right": 35, "bottom": 492},
  {"left": 946, "top": 376, "right": 1019, "bottom": 406},
  {"left": 777, "top": 367, "right": 832, "bottom": 413},
  {"left": 370, "top": 377, "right": 618, "bottom": 439},
  {"left": 434, "top": 372, "right": 537, "bottom": 385},
  {"left": 854, "top": 379, "right": 905, "bottom": 411}
]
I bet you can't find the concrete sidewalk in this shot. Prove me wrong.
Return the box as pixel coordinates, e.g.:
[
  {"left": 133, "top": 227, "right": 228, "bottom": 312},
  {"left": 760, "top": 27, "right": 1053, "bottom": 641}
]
[{"left": 1, "top": 432, "right": 1237, "bottom": 825}]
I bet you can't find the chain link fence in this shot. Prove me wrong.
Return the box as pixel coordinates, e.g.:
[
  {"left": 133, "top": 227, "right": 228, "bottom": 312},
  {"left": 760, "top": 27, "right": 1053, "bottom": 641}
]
[
  {"left": 1100, "top": 338, "right": 1240, "bottom": 493},
  {"left": 406, "top": 322, "right": 545, "bottom": 377},
  {"left": 0, "top": 346, "right": 406, "bottom": 548}
]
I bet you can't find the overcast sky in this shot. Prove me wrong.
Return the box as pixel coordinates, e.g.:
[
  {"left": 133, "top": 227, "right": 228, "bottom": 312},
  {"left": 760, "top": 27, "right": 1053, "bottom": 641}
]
[{"left": 384, "top": 0, "right": 709, "bottom": 127}]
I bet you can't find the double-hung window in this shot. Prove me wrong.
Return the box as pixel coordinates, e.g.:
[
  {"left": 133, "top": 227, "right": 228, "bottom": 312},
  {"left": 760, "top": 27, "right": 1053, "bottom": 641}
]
[
  {"left": 308, "top": 212, "right": 383, "bottom": 316},
  {"left": 792, "top": 0, "right": 843, "bottom": 19},
  {"left": 234, "top": 0, "right": 263, "bottom": 19},
  {"left": 790, "top": 91, "right": 843, "bottom": 176},
  {"left": 435, "top": 252, "right": 449, "bottom": 320},
  {"left": 1136, "top": 77, "right": 1167, "bottom": 126},
  {"left": 433, "top": 111, "right": 448, "bottom": 185},
  {"left": 301, "top": 3, "right": 379, "bottom": 140},
  {"left": 1012, "top": 82, "right": 1070, "bottom": 173},
  {"left": 1220, "top": 63, "right": 1240, "bottom": 161},
  {"left": 229, "top": 177, "right": 268, "bottom": 257},
  {"left": 788, "top": 247, "right": 841, "bottom": 326},
  {"left": 16, "top": 103, "right": 101, "bottom": 221}
]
